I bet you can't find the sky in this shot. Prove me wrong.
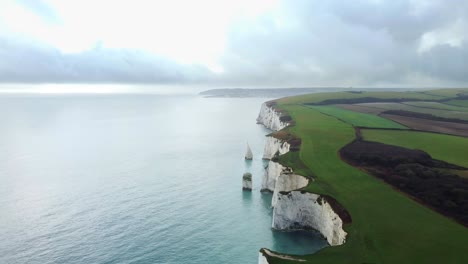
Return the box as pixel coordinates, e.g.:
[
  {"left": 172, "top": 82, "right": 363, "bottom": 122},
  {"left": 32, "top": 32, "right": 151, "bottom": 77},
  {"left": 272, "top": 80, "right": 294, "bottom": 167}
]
[{"left": 0, "top": 0, "right": 467, "bottom": 89}]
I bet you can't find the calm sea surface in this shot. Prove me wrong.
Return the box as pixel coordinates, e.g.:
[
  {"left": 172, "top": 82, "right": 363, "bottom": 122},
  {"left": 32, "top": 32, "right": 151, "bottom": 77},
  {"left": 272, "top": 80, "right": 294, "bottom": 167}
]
[{"left": 0, "top": 94, "right": 326, "bottom": 264}]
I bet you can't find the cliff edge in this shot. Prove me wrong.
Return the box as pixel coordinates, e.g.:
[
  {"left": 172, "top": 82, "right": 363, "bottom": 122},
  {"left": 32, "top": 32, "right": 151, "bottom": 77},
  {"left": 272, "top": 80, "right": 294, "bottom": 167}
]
[{"left": 256, "top": 102, "right": 350, "bottom": 262}]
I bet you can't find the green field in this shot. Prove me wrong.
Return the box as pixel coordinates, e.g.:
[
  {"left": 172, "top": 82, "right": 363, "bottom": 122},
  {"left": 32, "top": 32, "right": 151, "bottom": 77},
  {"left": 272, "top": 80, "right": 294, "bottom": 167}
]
[
  {"left": 403, "top": 101, "right": 468, "bottom": 112},
  {"left": 279, "top": 91, "right": 445, "bottom": 105},
  {"left": 361, "top": 129, "right": 468, "bottom": 168},
  {"left": 445, "top": 99, "right": 468, "bottom": 108},
  {"left": 262, "top": 91, "right": 468, "bottom": 264},
  {"left": 307, "top": 105, "right": 406, "bottom": 129},
  {"left": 357, "top": 102, "right": 468, "bottom": 121},
  {"left": 419, "top": 88, "right": 468, "bottom": 98}
]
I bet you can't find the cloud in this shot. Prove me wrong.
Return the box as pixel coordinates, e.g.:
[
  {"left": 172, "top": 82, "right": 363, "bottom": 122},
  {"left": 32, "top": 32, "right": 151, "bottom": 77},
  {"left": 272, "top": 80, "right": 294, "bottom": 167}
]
[
  {"left": 0, "top": 36, "right": 213, "bottom": 83},
  {"left": 216, "top": 0, "right": 468, "bottom": 87},
  {"left": 0, "top": 0, "right": 467, "bottom": 87},
  {"left": 419, "top": 43, "right": 468, "bottom": 82}
]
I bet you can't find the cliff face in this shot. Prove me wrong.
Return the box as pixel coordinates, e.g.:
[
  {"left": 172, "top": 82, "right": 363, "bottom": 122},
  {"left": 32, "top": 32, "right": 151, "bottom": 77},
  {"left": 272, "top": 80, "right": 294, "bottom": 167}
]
[
  {"left": 262, "top": 161, "right": 308, "bottom": 207},
  {"left": 257, "top": 102, "right": 348, "bottom": 256},
  {"left": 263, "top": 137, "right": 290, "bottom": 160},
  {"left": 273, "top": 191, "right": 347, "bottom": 246},
  {"left": 258, "top": 251, "right": 270, "bottom": 264},
  {"left": 272, "top": 174, "right": 308, "bottom": 208},
  {"left": 261, "top": 161, "right": 286, "bottom": 192},
  {"left": 257, "top": 103, "right": 289, "bottom": 131}
]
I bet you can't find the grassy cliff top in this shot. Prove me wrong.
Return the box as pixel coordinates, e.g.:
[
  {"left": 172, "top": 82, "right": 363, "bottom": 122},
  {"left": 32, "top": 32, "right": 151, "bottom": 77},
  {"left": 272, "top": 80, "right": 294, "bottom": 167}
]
[{"left": 266, "top": 89, "right": 468, "bottom": 264}]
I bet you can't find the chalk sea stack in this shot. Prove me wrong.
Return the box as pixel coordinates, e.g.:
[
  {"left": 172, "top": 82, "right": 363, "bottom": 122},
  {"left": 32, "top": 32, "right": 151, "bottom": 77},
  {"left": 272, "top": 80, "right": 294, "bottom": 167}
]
[
  {"left": 245, "top": 143, "right": 253, "bottom": 160},
  {"left": 242, "top": 173, "right": 252, "bottom": 190}
]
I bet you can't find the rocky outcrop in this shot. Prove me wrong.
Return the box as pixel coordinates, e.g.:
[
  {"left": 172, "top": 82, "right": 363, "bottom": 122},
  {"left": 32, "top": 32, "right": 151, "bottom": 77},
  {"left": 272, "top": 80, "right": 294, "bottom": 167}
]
[
  {"left": 272, "top": 191, "right": 347, "bottom": 246},
  {"left": 257, "top": 103, "right": 289, "bottom": 131},
  {"left": 242, "top": 173, "right": 252, "bottom": 190},
  {"left": 263, "top": 136, "right": 290, "bottom": 160}
]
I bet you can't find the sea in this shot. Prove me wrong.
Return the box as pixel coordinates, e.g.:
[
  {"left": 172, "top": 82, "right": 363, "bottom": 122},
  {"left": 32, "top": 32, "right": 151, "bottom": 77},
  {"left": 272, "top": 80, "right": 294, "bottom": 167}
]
[{"left": 0, "top": 93, "right": 327, "bottom": 264}]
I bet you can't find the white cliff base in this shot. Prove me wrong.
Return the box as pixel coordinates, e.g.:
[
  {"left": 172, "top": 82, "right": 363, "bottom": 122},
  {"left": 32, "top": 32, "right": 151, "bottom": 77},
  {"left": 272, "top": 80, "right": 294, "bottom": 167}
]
[
  {"left": 273, "top": 191, "right": 347, "bottom": 246},
  {"left": 257, "top": 103, "right": 289, "bottom": 131},
  {"left": 263, "top": 136, "right": 290, "bottom": 160}
]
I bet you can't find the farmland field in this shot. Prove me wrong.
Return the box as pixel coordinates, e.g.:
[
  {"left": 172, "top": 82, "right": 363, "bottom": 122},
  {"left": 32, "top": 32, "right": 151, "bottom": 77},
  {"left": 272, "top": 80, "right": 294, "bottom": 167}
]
[
  {"left": 379, "top": 114, "right": 468, "bottom": 137},
  {"left": 267, "top": 103, "right": 468, "bottom": 264},
  {"left": 361, "top": 129, "right": 468, "bottom": 167},
  {"left": 335, "top": 104, "right": 384, "bottom": 114},
  {"left": 262, "top": 89, "right": 468, "bottom": 264},
  {"left": 306, "top": 105, "right": 406, "bottom": 129},
  {"left": 445, "top": 99, "right": 468, "bottom": 107},
  {"left": 419, "top": 88, "right": 468, "bottom": 98},
  {"left": 403, "top": 101, "right": 468, "bottom": 112},
  {"left": 279, "top": 91, "right": 444, "bottom": 105},
  {"left": 357, "top": 102, "right": 468, "bottom": 121}
]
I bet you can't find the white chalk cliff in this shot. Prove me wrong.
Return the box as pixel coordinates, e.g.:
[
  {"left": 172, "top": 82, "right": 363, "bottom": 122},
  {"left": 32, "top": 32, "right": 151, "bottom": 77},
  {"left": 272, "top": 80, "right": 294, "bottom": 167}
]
[
  {"left": 258, "top": 251, "right": 270, "bottom": 264},
  {"left": 263, "top": 137, "right": 290, "bottom": 160},
  {"left": 256, "top": 102, "right": 348, "bottom": 264},
  {"left": 273, "top": 191, "right": 347, "bottom": 246},
  {"left": 272, "top": 173, "right": 308, "bottom": 208},
  {"left": 257, "top": 103, "right": 289, "bottom": 131},
  {"left": 261, "top": 161, "right": 287, "bottom": 192},
  {"left": 261, "top": 160, "right": 309, "bottom": 207}
]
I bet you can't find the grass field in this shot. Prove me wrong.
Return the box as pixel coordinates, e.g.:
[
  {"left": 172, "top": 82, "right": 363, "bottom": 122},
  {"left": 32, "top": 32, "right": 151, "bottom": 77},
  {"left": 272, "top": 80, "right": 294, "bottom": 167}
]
[
  {"left": 361, "top": 129, "right": 468, "bottom": 168},
  {"left": 279, "top": 91, "right": 445, "bottom": 105},
  {"left": 357, "top": 102, "right": 468, "bottom": 121},
  {"left": 306, "top": 105, "right": 406, "bottom": 129},
  {"left": 262, "top": 91, "right": 468, "bottom": 263},
  {"left": 403, "top": 101, "right": 468, "bottom": 112},
  {"left": 445, "top": 99, "right": 468, "bottom": 107},
  {"left": 419, "top": 88, "right": 468, "bottom": 98}
]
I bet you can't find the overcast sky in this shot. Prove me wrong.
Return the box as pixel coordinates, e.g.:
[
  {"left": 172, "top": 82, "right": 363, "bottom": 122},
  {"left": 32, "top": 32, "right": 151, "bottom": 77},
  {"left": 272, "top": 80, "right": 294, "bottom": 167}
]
[{"left": 0, "top": 0, "right": 467, "bottom": 88}]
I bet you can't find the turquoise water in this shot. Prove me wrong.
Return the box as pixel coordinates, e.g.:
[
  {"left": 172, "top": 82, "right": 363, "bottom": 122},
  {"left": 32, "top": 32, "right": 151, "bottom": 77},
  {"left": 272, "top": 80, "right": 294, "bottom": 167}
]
[{"left": 0, "top": 94, "right": 326, "bottom": 264}]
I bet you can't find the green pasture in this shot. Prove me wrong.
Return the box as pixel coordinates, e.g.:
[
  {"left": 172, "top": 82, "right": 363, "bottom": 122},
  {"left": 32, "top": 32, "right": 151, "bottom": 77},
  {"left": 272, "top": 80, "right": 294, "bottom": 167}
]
[
  {"left": 445, "top": 99, "right": 468, "bottom": 108},
  {"left": 419, "top": 88, "right": 468, "bottom": 98},
  {"left": 263, "top": 94, "right": 468, "bottom": 263},
  {"left": 279, "top": 91, "right": 444, "bottom": 105},
  {"left": 357, "top": 102, "right": 468, "bottom": 121},
  {"left": 306, "top": 105, "right": 406, "bottom": 129},
  {"left": 361, "top": 129, "right": 468, "bottom": 168},
  {"left": 403, "top": 101, "right": 468, "bottom": 112}
]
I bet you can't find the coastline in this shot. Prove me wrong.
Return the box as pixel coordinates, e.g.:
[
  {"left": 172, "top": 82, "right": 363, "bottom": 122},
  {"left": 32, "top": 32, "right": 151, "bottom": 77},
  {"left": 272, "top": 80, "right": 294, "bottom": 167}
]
[
  {"left": 256, "top": 101, "right": 349, "bottom": 263},
  {"left": 255, "top": 89, "right": 468, "bottom": 263}
]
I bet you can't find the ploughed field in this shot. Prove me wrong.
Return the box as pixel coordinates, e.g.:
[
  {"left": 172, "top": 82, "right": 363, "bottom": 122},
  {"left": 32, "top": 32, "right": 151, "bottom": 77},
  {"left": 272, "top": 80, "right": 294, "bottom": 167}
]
[{"left": 263, "top": 89, "right": 468, "bottom": 264}]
